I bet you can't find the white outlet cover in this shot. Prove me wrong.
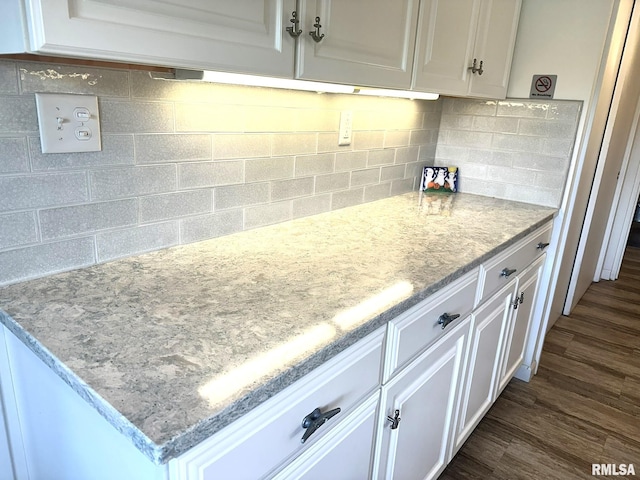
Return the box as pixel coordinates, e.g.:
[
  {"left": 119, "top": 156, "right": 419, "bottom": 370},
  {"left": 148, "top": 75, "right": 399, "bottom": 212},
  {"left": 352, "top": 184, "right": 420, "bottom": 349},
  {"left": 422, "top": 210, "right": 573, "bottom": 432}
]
[
  {"left": 338, "top": 110, "right": 353, "bottom": 146},
  {"left": 35, "top": 93, "right": 102, "bottom": 154}
]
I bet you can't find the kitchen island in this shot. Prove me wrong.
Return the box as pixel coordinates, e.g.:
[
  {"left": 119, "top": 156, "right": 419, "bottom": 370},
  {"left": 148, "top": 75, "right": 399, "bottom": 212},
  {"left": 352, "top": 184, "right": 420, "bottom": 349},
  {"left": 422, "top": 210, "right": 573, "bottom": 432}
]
[{"left": 0, "top": 192, "right": 555, "bottom": 475}]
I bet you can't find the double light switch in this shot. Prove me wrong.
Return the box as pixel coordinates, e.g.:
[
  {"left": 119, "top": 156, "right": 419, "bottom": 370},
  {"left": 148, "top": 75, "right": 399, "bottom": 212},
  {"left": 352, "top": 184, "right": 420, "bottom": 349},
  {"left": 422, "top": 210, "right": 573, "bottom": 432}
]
[{"left": 35, "top": 93, "right": 102, "bottom": 153}]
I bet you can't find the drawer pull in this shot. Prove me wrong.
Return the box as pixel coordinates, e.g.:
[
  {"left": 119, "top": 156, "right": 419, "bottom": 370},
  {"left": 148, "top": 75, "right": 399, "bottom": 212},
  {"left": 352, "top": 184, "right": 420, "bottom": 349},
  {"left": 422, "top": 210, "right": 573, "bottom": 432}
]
[
  {"left": 500, "top": 267, "right": 517, "bottom": 278},
  {"left": 437, "top": 312, "right": 460, "bottom": 330},
  {"left": 300, "top": 406, "right": 341, "bottom": 443},
  {"left": 537, "top": 242, "right": 550, "bottom": 250},
  {"left": 387, "top": 409, "right": 401, "bottom": 430}
]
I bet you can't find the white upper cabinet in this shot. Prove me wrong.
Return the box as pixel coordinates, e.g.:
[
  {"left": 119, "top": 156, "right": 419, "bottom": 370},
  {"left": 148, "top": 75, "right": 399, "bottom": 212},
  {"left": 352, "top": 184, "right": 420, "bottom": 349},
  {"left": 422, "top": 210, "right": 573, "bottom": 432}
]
[
  {"left": 295, "top": 0, "right": 419, "bottom": 88},
  {"left": 7, "top": 0, "right": 296, "bottom": 77},
  {"left": 412, "top": 0, "right": 522, "bottom": 98},
  {"left": 4, "top": 0, "right": 523, "bottom": 95}
]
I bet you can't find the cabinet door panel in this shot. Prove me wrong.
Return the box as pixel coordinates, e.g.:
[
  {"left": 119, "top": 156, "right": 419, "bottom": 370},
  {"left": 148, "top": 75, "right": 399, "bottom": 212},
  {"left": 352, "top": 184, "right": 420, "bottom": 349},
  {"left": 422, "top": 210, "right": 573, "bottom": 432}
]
[
  {"left": 498, "top": 255, "right": 544, "bottom": 392},
  {"left": 375, "top": 318, "right": 470, "bottom": 480},
  {"left": 453, "top": 284, "right": 512, "bottom": 453},
  {"left": 469, "top": 0, "right": 522, "bottom": 98},
  {"left": 412, "top": 0, "right": 479, "bottom": 94},
  {"left": 27, "top": 0, "right": 295, "bottom": 76},
  {"left": 297, "top": 0, "right": 418, "bottom": 88}
]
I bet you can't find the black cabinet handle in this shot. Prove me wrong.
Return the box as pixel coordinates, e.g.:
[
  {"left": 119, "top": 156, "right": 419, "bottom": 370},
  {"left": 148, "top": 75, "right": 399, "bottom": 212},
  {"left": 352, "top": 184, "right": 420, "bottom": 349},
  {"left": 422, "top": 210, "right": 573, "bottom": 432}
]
[
  {"left": 469, "top": 58, "right": 484, "bottom": 75},
  {"left": 437, "top": 312, "right": 460, "bottom": 330},
  {"left": 500, "top": 267, "right": 517, "bottom": 278},
  {"left": 286, "top": 11, "right": 302, "bottom": 37},
  {"left": 537, "top": 242, "right": 550, "bottom": 250},
  {"left": 300, "top": 406, "right": 340, "bottom": 443},
  {"left": 309, "top": 16, "right": 325, "bottom": 42},
  {"left": 512, "top": 292, "right": 524, "bottom": 310},
  {"left": 387, "top": 409, "right": 401, "bottom": 430}
]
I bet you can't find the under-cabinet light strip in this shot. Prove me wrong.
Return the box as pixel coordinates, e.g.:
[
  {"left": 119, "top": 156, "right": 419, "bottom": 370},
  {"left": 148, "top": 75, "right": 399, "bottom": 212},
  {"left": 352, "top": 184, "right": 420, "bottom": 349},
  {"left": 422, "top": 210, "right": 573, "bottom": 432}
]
[
  {"left": 199, "top": 70, "right": 355, "bottom": 94},
  {"left": 174, "top": 69, "right": 439, "bottom": 100},
  {"left": 355, "top": 87, "right": 439, "bottom": 100}
]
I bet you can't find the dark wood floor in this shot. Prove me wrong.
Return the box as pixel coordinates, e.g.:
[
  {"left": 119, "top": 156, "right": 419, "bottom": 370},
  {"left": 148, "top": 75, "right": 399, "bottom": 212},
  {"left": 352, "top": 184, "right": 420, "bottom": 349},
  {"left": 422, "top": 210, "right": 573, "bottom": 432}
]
[{"left": 440, "top": 247, "right": 640, "bottom": 480}]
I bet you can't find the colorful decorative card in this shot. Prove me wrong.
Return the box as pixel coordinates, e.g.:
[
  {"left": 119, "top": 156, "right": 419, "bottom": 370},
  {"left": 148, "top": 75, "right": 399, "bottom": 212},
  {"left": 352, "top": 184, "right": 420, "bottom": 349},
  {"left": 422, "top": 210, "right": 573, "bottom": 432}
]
[{"left": 420, "top": 166, "right": 458, "bottom": 193}]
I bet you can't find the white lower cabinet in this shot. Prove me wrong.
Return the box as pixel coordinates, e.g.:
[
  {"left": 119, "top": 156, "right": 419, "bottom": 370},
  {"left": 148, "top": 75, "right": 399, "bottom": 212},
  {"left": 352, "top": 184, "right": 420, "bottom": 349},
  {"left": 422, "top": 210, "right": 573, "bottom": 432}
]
[
  {"left": 373, "top": 317, "right": 471, "bottom": 480},
  {"left": 384, "top": 269, "right": 478, "bottom": 383},
  {"left": 453, "top": 242, "right": 548, "bottom": 456},
  {"left": 497, "top": 255, "right": 545, "bottom": 393},
  {"left": 170, "top": 328, "right": 385, "bottom": 480},
  {"left": 452, "top": 282, "right": 513, "bottom": 454},
  {"left": 0, "top": 327, "right": 20, "bottom": 480},
  {"left": 0, "top": 408, "right": 12, "bottom": 480},
  {"left": 0, "top": 223, "right": 553, "bottom": 480},
  {"left": 272, "top": 392, "right": 379, "bottom": 480}
]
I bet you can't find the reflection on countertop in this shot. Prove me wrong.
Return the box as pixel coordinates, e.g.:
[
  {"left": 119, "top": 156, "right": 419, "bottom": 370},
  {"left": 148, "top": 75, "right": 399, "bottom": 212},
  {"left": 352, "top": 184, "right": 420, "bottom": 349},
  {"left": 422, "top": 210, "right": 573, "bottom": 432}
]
[{"left": 0, "top": 192, "right": 556, "bottom": 463}]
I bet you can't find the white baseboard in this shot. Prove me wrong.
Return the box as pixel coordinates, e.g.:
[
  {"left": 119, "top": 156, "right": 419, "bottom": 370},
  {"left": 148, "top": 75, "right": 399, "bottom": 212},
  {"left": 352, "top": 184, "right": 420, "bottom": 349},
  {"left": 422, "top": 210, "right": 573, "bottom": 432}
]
[{"left": 514, "top": 364, "right": 533, "bottom": 382}]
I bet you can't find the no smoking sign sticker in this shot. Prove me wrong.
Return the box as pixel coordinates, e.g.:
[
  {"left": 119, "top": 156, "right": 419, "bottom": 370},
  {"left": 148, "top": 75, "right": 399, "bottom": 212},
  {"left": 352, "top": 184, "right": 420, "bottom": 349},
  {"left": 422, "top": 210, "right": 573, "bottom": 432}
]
[{"left": 530, "top": 75, "right": 557, "bottom": 98}]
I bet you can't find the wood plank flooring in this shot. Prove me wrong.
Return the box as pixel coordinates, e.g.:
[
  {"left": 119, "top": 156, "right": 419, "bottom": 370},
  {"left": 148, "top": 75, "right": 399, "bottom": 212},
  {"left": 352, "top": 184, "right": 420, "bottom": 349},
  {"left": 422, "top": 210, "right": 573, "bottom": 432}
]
[{"left": 440, "top": 247, "right": 640, "bottom": 480}]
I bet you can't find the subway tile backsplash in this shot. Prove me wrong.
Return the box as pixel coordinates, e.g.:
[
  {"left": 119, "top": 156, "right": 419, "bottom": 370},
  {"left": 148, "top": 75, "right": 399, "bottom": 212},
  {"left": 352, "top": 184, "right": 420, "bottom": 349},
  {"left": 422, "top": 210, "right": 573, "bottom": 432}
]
[
  {"left": 0, "top": 59, "right": 581, "bottom": 286},
  {"left": 0, "top": 59, "right": 441, "bottom": 285},
  {"left": 435, "top": 97, "right": 581, "bottom": 207}
]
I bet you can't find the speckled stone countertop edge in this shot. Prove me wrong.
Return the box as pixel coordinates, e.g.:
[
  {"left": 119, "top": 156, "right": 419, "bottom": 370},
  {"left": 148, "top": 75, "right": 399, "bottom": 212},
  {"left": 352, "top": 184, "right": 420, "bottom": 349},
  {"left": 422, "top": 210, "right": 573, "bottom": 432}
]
[
  {"left": 0, "top": 310, "right": 162, "bottom": 463},
  {"left": 0, "top": 210, "right": 556, "bottom": 465}
]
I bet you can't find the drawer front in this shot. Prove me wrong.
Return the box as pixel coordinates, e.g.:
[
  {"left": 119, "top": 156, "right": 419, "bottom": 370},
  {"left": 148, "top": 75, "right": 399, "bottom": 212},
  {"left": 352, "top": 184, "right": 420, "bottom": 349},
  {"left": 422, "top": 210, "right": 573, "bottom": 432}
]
[
  {"left": 478, "top": 222, "right": 552, "bottom": 303},
  {"left": 271, "top": 392, "right": 379, "bottom": 480},
  {"left": 384, "top": 269, "right": 479, "bottom": 382},
  {"left": 171, "top": 328, "right": 385, "bottom": 480}
]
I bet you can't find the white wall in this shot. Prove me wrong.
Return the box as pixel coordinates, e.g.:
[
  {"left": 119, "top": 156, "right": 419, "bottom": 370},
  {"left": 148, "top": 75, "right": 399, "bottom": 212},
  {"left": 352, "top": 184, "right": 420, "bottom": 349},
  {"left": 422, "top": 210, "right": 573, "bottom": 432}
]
[
  {"left": 568, "top": 5, "right": 640, "bottom": 309},
  {"left": 506, "top": 0, "right": 624, "bottom": 331},
  {"left": 507, "top": 0, "right": 616, "bottom": 102}
]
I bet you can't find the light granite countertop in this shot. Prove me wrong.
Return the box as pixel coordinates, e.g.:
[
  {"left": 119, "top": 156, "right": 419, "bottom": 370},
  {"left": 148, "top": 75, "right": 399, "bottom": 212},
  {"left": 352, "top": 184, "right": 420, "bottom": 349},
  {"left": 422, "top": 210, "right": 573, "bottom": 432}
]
[{"left": 0, "top": 192, "right": 556, "bottom": 464}]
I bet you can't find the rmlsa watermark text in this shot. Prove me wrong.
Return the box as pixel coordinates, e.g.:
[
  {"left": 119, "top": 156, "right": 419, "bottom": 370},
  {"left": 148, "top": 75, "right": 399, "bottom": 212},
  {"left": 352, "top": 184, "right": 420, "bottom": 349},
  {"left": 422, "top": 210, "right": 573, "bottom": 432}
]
[{"left": 592, "top": 464, "right": 636, "bottom": 476}]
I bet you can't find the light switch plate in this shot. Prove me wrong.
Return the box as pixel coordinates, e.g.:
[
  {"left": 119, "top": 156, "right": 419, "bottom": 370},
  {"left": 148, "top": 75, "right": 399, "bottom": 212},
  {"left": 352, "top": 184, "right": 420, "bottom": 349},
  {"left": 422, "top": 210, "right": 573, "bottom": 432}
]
[
  {"left": 35, "top": 93, "right": 102, "bottom": 154},
  {"left": 338, "top": 110, "right": 353, "bottom": 146}
]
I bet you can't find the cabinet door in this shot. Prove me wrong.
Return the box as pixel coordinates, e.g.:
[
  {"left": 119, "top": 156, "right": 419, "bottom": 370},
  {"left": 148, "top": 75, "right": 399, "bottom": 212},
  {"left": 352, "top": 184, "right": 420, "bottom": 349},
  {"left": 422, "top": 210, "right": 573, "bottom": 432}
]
[
  {"left": 412, "top": 0, "right": 521, "bottom": 98},
  {"left": 296, "top": 0, "right": 419, "bottom": 88},
  {"left": 452, "top": 282, "right": 513, "bottom": 454},
  {"left": 25, "top": 0, "right": 295, "bottom": 76},
  {"left": 373, "top": 317, "right": 470, "bottom": 480},
  {"left": 412, "top": 0, "right": 479, "bottom": 95},
  {"left": 0, "top": 327, "right": 14, "bottom": 480},
  {"left": 468, "top": 0, "right": 522, "bottom": 98},
  {"left": 272, "top": 393, "right": 379, "bottom": 480},
  {"left": 497, "top": 255, "right": 544, "bottom": 393},
  {"left": 0, "top": 327, "right": 28, "bottom": 480},
  {"left": 0, "top": 409, "right": 13, "bottom": 480}
]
